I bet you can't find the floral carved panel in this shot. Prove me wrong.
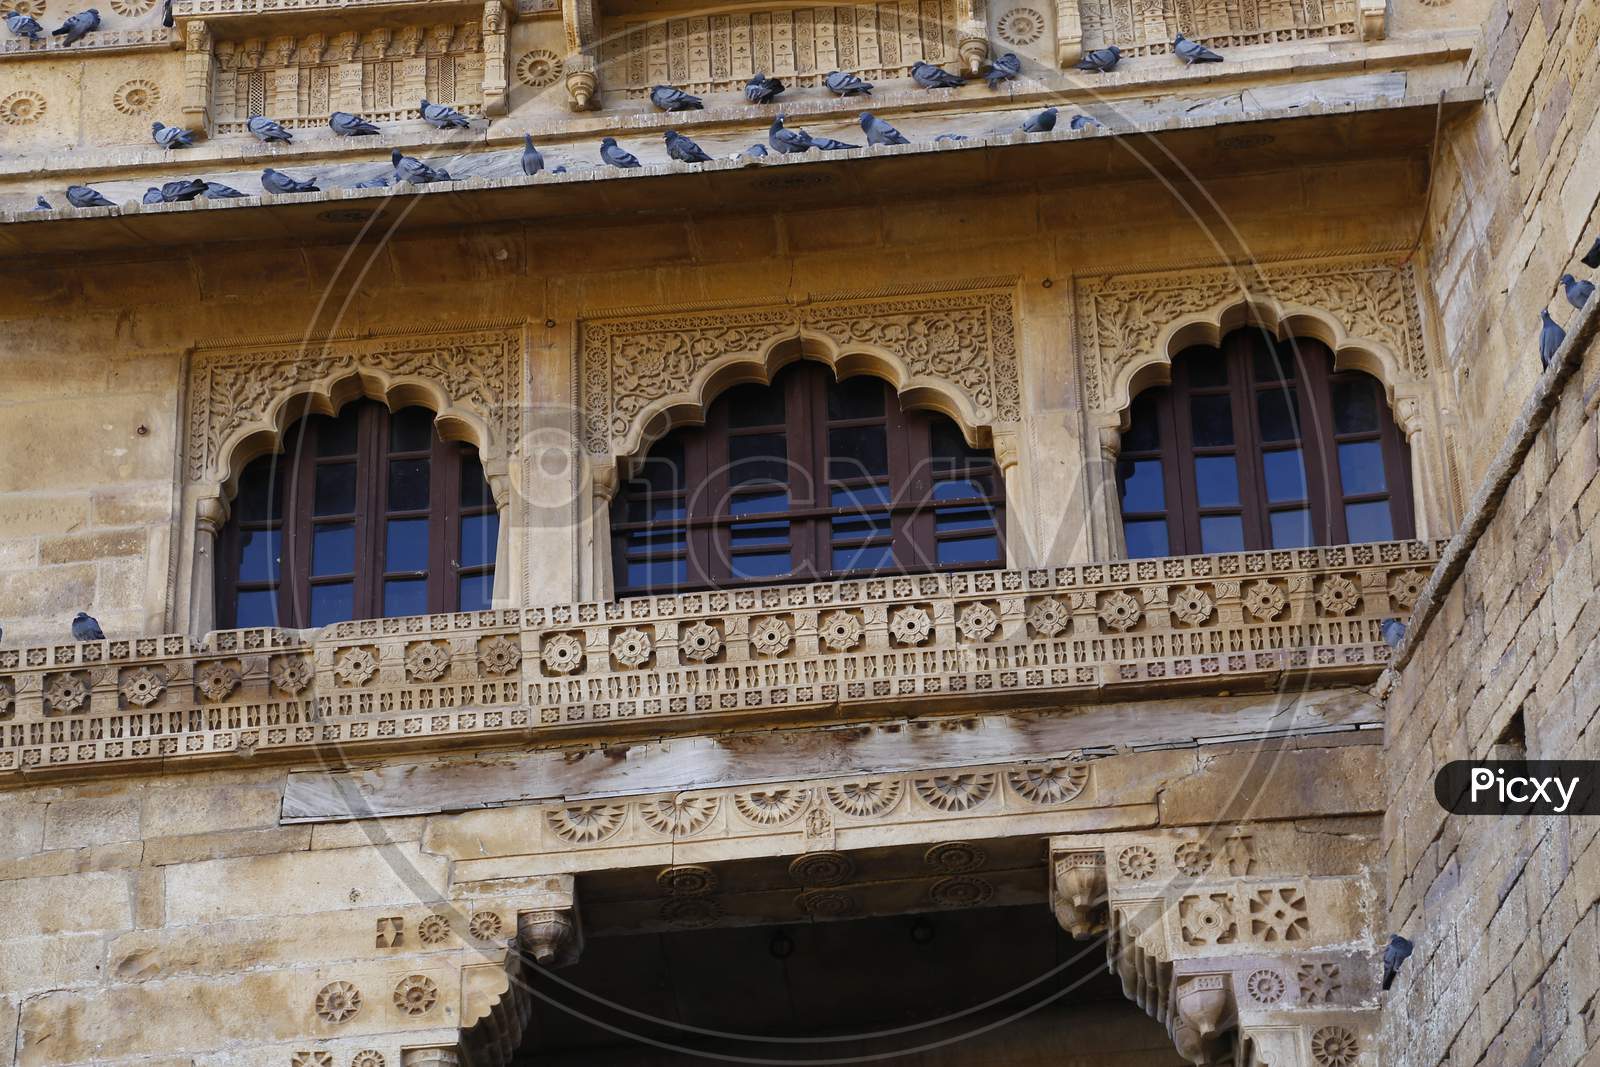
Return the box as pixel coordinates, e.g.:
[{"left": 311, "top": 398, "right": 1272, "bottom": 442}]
[
  {"left": 579, "top": 283, "right": 1021, "bottom": 459},
  {"left": 1074, "top": 256, "right": 1428, "bottom": 421}
]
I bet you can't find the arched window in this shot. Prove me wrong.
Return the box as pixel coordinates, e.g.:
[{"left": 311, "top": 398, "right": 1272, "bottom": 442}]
[
  {"left": 218, "top": 400, "right": 499, "bottom": 628},
  {"left": 1116, "top": 330, "right": 1414, "bottom": 557},
  {"left": 611, "top": 362, "right": 1005, "bottom": 594}
]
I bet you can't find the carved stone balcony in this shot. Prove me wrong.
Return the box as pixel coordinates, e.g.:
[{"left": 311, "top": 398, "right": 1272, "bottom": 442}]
[{"left": 0, "top": 539, "right": 1438, "bottom": 779}]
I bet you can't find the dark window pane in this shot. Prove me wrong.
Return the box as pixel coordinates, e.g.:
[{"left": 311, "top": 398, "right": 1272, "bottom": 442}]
[
  {"left": 236, "top": 460, "right": 280, "bottom": 522},
  {"left": 1269, "top": 508, "right": 1313, "bottom": 548},
  {"left": 932, "top": 477, "right": 991, "bottom": 501},
  {"left": 937, "top": 536, "right": 1001, "bottom": 565},
  {"left": 1200, "top": 515, "right": 1245, "bottom": 553},
  {"left": 389, "top": 407, "right": 434, "bottom": 452},
  {"left": 832, "top": 513, "right": 891, "bottom": 539},
  {"left": 1194, "top": 456, "right": 1240, "bottom": 508},
  {"left": 318, "top": 414, "right": 358, "bottom": 456},
  {"left": 833, "top": 484, "right": 892, "bottom": 507},
  {"left": 311, "top": 522, "right": 355, "bottom": 576},
  {"left": 634, "top": 443, "right": 684, "bottom": 494},
  {"left": 626, "top": 559, "right": 685, "bottom": 589},
  {"left": 828, "top": 376, "right": 886, "bottom": 420},
  {"left": 931, "top": 417, "right": 982, "bottom": 460},
  {"left": 1122, "top": 393, "right": 1163, "bottom": 453},
  {"left": 1253, "top": 343, "right": 1296, "bottom": 382},
  {"left": 1185, "top": 350, "right": 1228, "bottom": 388},
  {"left": 730, "top": 489, "right": 789, "bottom": 515},
  {"left": 1332, "top": 379, "right": 1381, "bottom": 434},
  {"left": 1124, "top": 519, "right": 1169, "bottom": 558},
  {"left": 314, "top": 462, "right": 357, "bottom": 515},
  {"left": 1189, "top": 394, "right": 1235, "bottom": 447},
  {"left": 238, "top": 528, "right": 280, "bottom": 583},
  {"left": 728, "top": 433, "right": 788, "bottom": 484},
  {"left": 936, "top": 506, "right": 996, "bottom": 533},
  {"left": 731, "top": 521, "right": 791, "bottom": 548},
  {"left": 1262, "top": 449, "right": 1307, "bottom": 503},
  {"left": 1256, "top": 388, "right": 1300, "bottom": 443},
  {"left": 461, "top": 512, "right": 498, "bottom": 569},
  {"left": 236, "top": 589, "right": 278, "bottom": 628},
  {"left": 723, "top": 383, "right": 785, "bottom": 428},
  {"left": 1338, "top": 441, "right": 1388, "bottom": 495},
  {"left": 383, "top": 578, "right": 428, "bottom": 617},
  {"left": 461, "top": 457, "right": 493, "bottom": 507},
  {"left": 385, "top": 517, "right": 429, "bottom": 573},
  {"left": 387, "top": 458, "right": 431, "bottom": 511},
  {"left": 628, "top": 529, "right": 687, "bottom": 553},
  {"left": 1345, "top": 501, "right": 1395, "bottom": 543},
  {"left": 628, "top": 497, "right": 686, "bottom": 522},
  {"left": 834, "top": 544, "right": 895, "bottom": 572},
  {"left": 310, "top": 582, "right": 354, "bottom": 626},
  {"left": 828, "top": 426, "right": 889, "bottom": 479},
  {"left": 731, "top": 551, "right": 791, "bottom": 579},
  {"left": 458, "top": 573, "right": 495, "bottom": 611},
  {"left": 1118, "top": 459, "right": 1165, "bottom": 514}
]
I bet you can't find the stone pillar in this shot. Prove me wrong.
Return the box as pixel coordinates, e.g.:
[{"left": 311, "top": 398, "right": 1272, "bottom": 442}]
[
  {"left": 480, "top": 0, "right": 512, "bottom": 116},
  {"left": 1055, "top": 0, "right": 1083, "bottom": 67},
  {"left": 1092, "top": 423, "right": 1126, "bottom": 560},
  {"left": 992, "top": 428, "right": 1029, "bottom": 569},
  {"left": 1394, "top": 389, "right": 1450, "bottom": 541},
  {"left": 180, "top": 19, "right": 214, "bottom": 135},
  {"left": 192, "top": 496, "right": 225, "bottom": 637}
]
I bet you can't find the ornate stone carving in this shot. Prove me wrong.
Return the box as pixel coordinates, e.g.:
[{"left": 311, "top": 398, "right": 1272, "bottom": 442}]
[
  {"left": 517, "top": 908, "right": 578, "bottom": 962},
  {"left": 547, "top": 804, "right": 625, "bottom": 843},
  {"left": 1097, "top": 590, "right": 1141, "bottom": 631},
  {"left": 1296, "top": 961, "right": 1342, "bottom": 1003},
  {"left": 313, "top": 980, "right": 361, "bottom": 1023},
  {"left": 375, "top": 916, "right": 403, "bottom": 947},
  {"left": 404, "top": 642, "right": 450, "bottom": 682},
  {"left": 119, "top": 667, "right": 167, "bottom": 708},
  {"left": 1051, "top": 849, "right": 1107, "bottom": 938},
  {"left": 1310, "top": 1025, "right": 1360, "bottom": 1066},
  {"left": 580, "top": 285, "right": 1020, "bottom": 460},
  {"left": 1025, "top": 595, "right": 1069, "bottom": 637},
  {"left": 334, "top": 648, "right": 378, "bottom": 687},
  {"left": 789, "top": 851, "right": 854, "bottom": 886},
  {"left": 925, "top": 841, "right": 987, "bottom": 872},
  {"left": 468, "top": 911, "right": 505, "bottom": 941},
  {"left": 930, "top": 875, "right": 994, "bottom": 907},
  {"left": 1174, "top": 841, "right": 1214, "bottom": 877},
  {"left": 1249, "top": 886, "right": 1309, "bottom": 941},
  {"left": 46, "top": 672, "right": 91, "bottom": 715},
  {"left": 955, "top": 600, "right": 1000, "bottom": 641},
  {"left": 1242, "top": 580, "right": 1288, "bottom": 621},
  {"left": 818, "top": 609, "right": 864, "bottom": 652},
  {"left": 997, "top": 7, "right": 1045, "bottom": 43},
  {"left": 0, "top": 90, "right": 46, "bottom": 125},
  {"left": 914, "top": 772, "right": 995, "bottom": 812},
  {"left": 112, "top": 79, "right": 161, "bottom": 115},
  {"left": 679, "top": 621, "right": 722, "bottom": 662},
  {"left": 609, "top": 627, "right": 653, "bottom": 668},
  {"left": 1007, "top": 761, "right": 1088, "bottom": 804},
  {"left": 826, "top": 778, "right": 905, "bottom": 816},
  {"left": 352, "top": 1052, "right": 385, "bottom": 1067},
  {"left": 660, "top": 896, "right": 721, "bottom": 926},
  {"left": 291, "top": 1053, "right": 332, "bottom": 1067},
  {"left": 888, "top": 605, "right": 934, "bottom": 646},
  {"left": 194, "top": 660, "right": 241, "bottom": 702},
  {"left": 540, "top": 633, "right": 584, "bottom": 675},
  {"left": 269, "top": 655, "right": 314, "bottom": 694},
  {"left": 749, "top": 615, "right": 794, "bottom": 656},
  {"left": 639, "top": 795, "right": 719, "bottom": 836},
  {"left": 1059, "top": 0, "right": 1367, "bottom": 67},
  {"left": 1117, "top": 844, "right": 1156, "bottom": 880},
  {"left": 657, "top": 865, "right": 718, "bottom": 896},
  {"left": 734, "top": 787, "right": 810, "bottom": 825},
  {"left": 418, "top": 913, "right": 451, "bottom": 944},
  {"left": 1245, "top": 968, "right": 1285, "bottom": 1004},
  {"left": 1181, "top": 893, "right": 1237, "bottom": 945},
  {"left": 392, "top": 974, "right": 438, "bottom": 1016},
  {"left": 477, "top": 636, "right": 521, "bottom": 675},
  {"left": 515, "top": 48, "right": 563, "bottom": 86},
  {"left": 1315, "top": 575, "right": 1361, "bottom": 616}
]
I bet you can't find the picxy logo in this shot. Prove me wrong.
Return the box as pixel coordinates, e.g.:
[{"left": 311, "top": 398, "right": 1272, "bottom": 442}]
[{"left": 1435, "top": 761, "right": 1600, "bottom": 815}]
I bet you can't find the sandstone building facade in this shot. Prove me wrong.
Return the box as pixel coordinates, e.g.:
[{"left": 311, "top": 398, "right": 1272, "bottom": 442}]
[{"left": 0, "top": 0, "right": 1596, "bottom": 1058}]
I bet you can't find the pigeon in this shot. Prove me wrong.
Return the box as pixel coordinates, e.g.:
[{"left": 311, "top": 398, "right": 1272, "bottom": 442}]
[
  {"left": 985, "top": 52, "right": 1021, "bottom": 89},
  {"left": 1382, "top": 934, "right": 1413, "bottom": 991},
  {"left": 810, "top": 135, "right": 858, "bottom": 151},
  {"left": 1380, "top": 619, "right": 1407, "bottom": 648},
  {"left": 1070, "top": 113, "right": 1103, "bottom": 130},
  {"left": 824, "top": 70, "right": 873, "bottom": 96},
  {"left": 65, "top": 184, "right": 114, "bottom": 207},
  {"left": 860, "top": 111, "right": 909, "bottom": 146},
  {"left": 391, "top": 149, "right": 447, "bottom": 185},
  {"left": 5, "top": 9, "right": 44, "bottom": 39},
  {"left": 154, "top": 178, "right": 207, "bottom": 202},
  {"left": 141, "top": 187, "right": 165, "bottom": 205},
  {"left": 1560, "top": 273, "right": 1593, "bottom": 310},
  {"left": 649, "top": 84, "right": 702, "bottom": 111},
  {"left": 419, "top": 98, "right": 471, "bottom": 129},
  {"left": 261, "top": 167, "right": 317, "bottom": 194},
  {"left": 161, "top": 0, "right": 171, "bottom": 26},
  {"left": 1583, "top": 237, "right": 1600, "bottom": 269},
  {"left": 741, "top": 144, "right": 769, "bottom": 158},
  {"left": 1075, "top": 45, "right": 1122, "bottom": 72},
  {"left": 768, "top": 114, "right": 813, "bottom": 154},
  {"left": 664, "top": 129, "right": 713, "bottom": 163},
  {"left": 33, "top": 195, "right": 51, "bottom": 210},
  {"left": 1539, "top": 309, "right": 1565, "bottom": 369},
  {"left": 52, "top": 7, "right": 98, "bottom": 44},
  {"left": 1173, "top": 33, "right": 1223, "bottom": 62},
  {"left": 1022, "top": 106, "right": 1058, "bottom": 133},
  {"left": 599, "top": 136, "right": 641, "bottom": 168},
  {"left": 329, "top": 111, "right": 380, "bottom": 136},
  {"left": 151, "top": 121, "right": 194, "bottom": 149},
  {"left": 933, "top": 133, "right": 968, "bottom": 142},
  {"left": 247, "top": 115, "right": 292, "bottom": 143},
  {"left": 550, "top": 165, "right": 568, "bottom": 174},
  {"left": 745, "top": 72, "right": 785, "bottom": 104},
  {"left": 71, "top": 612, "right": 105, "bottom": 641},
  {"left": 353, "top": 174, "right": 392, "bottom": 189},
  {"left": 201, "top": 180, "right": 247, "bottom": 198},
  {"left": 521, "top": 134, "right": 544, "bottom": 176},
  {"left": 910, "top": 60, "right": 964, "bottom": 89}
]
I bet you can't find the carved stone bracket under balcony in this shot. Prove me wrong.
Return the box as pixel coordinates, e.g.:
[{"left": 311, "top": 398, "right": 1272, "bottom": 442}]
[{"left": 1049, "top": 825, "right": 1382, "bottom": 1066}]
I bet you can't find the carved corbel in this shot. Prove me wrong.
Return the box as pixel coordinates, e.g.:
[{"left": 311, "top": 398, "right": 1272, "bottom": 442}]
[
  {"left": 401, "top": 1049, "right": 460, "bottom": 1067},
  {"left": 180, "top": 19, "right": 213, "bottom": 135},
  {"left": 1172, "top": 974, "right": 1233, "bottom": 1065},
  {"left": 480, "top": 0, "right": 514, "bottom": 115},
  {"left": 564, "top": 53, "right": 598, "bottom": 110},
  {"left": 517, "top": 907, "right": 582, "bottom": 966},
  {"left": 1050, "top": 848, "right": 1108, "bottom": 939},
  {"left": 1055, "top": 0, "right": 1083, "bottom": 68},
  {"left": 954, "top": 0, "right": 989, "bottom": 75},
  {"left": 562, "top": 0, "right": 600, "bottom": 109},
  {"left": 1358, "top": 0, "right": 1386, "bottom": 39}
]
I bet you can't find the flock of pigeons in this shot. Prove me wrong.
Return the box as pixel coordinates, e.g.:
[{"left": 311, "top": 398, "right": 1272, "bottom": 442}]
[
  {"left": 16, "top": 34, "right": 1231, "bottom": 210},
  {"left": 1537, "top": 238, "right": 1599, "bottom": 368}
]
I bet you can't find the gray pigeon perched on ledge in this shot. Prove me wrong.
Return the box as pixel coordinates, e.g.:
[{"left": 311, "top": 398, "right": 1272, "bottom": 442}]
[
  {"left": 745, "top": 72, "right": 784, "bottom": 104},
  {"left": 419, "top": 98, "right": 471, "bottom": 129},
  {"left": 329, "top": 111, "right": 380, "bottom": 136},
  {"left": 5, "top": 10, "right": 44, "bottom": 39},
  {"left": 1539, "top": 309, "right": 1565, "bottom": 369},
  {"left": 392, "top": 149, "right": 447, "bottom": 184},
  {"left": 353, "top": 174, "right": 392, "bottom": 189},
  {"left": 985, "top": 52, "right": 1021, "bottom": 89},
  {"left": 741, "top": 144, "right": 769, "bottom": 158},
  {"left": 1070, "top": 113, "right": 1103, "bottom": 130},
  {"left": 1583, "top": 236, "right": 1600, "bottom": 269},
  {"left": 665, "top": 129, "right": 713, "bottom": 163},
  {"left": 1380, "top": 619, "right": 1406, "bottom": 648},
  {"left": 1075, "top": 45, "right": 1121, "bottom": 72},
  {"left": 65, "top": 184, "right": 114, "bottom": 207},
  {"left": 810, "top": 134, "right": 858, "bottom": 151},
  {"left": 261, "top": 167, "right": 317, "bottom": 194},
  {"left": 247, "top": 115, "right": 292, "bottom": 143},
  {"left": 1022, "top": 106, "right": 1057, "bottom": 133},
  {"left": 34, "top": 195, "right": 50, "bottom": 210},
  {"left": 824, "top": 70, "right": 872, "bottom": 96},
  {"left": 910, "top": 60, "right": 963, "bottom": 88},
  {"left": 934, "top": 133, "right": 968, "bottom": 142},
  {"left": 599, "top": 136, "right": 641, "bottom": 168},
  {"left": 768, "top": 115, "right": 813, "bottom": 154},
  {"left": 202, "top": 180, "right": 246, "bottom": 198},
  {"left": 52, "top": 7, "right": 97, "bottom": 44},
  {"left": 1173, "top": 33, "right": 1223, "bottom": 62},
  {"left": 521, "top": 134, "right": 544, "bottom": 176},
  {"left": 154, "top": 178, "right": 207, "bottom": 202},
  {"left": 142, "top": 187, "right": 164, "bottom": 205},
  {"left": 1382, "top": 934, "right": 1413, "bottom": 990},
  {"left": 71, "top": 612, "right": 105, "bottom": 641},
  {"left": 649, "top": 84, "right": 702, "bottom": 111},
  {"left": 151, "top": 121, "right": 194, "bottom": 149},
  {"left": 1560, "top": 273, "right": 1593, "bottom": 309},
  {"left": 860, "top": 111, "right": 908, "bottom": 146}
]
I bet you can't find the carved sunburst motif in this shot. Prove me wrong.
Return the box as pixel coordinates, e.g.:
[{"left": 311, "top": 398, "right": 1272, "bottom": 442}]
[
  {"left": 113, "top": 79, "right": 161, "bottom": 116},
  {"left": 913, "top": 773, "right": 996, "bottom": 812},
  {"left": 314, "top": 980, "right": 361, "bottom": 1023},
  {"left": 1006, "top": 762, "right": 1088, "bottom": 805},
  {"left": 825, "top": 778, "right": 904, "bottom": 817},
  {"left": 639, "top": 795, "right": 719, "bottom": 837},
  {"left": 547, "top": 803, "right": 626, "bottom": 843},
  {"left": 733, "top": 788, "right": 809, "bottom": 825}
]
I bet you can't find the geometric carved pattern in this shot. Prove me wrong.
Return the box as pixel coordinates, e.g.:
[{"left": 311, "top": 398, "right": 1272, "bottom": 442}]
[
  {"left": 1248, "top": 886, "right": 1309, "bottom": 941},
  {"left": 1071, "top": 0, "right": 1360, "bottom": 59}
]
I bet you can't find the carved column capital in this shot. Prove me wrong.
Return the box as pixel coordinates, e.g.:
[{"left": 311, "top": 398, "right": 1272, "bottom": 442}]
[
  {"left": 1050, "top": 847, "right": 1107, "bottom": 939},
  {"left": 517, "top": 906, "right": 582, "bottom": 966},
  {"left": 401, "top": 1048, "right": 460, "bottom": 1067},
  {"left": 564, "top": 54, "right": 598, "bottom": 110}
]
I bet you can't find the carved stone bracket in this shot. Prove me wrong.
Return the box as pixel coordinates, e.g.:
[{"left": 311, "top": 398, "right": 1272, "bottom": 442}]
[
  {"left": 1050, "top": 847, "right": 1107, "bottom": 938},
  {"left": 480, "top": 0, "right": 515, "bottom": 116},
  {"left": 562, "top": 0, "right": 598, "bottom": 108},
  {"left": 956, "top": 0, "right": 991, "bottom": 74},
  {"left": 181, "top": 19, "right": 213, "bottom": 134},
  {"left": 516, "top": 907, "right": 583, "bottom": 966}
]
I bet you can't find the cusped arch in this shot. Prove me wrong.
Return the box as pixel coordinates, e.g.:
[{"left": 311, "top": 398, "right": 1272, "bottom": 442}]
[
  {"left": 1108, "top": 297, "right": 1412, "bottom": 432},
  {"left": 617, "top": 331, "right": 995, "bottom": 473}
]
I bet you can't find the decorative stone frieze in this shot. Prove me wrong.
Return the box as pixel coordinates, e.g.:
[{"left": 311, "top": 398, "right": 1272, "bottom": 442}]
[
  {"left": 1054, "top": 0, "right": 1377, "bottom": 68},
  {"left": 0, "top": 540, "right": 1436, "bottom": 777}
]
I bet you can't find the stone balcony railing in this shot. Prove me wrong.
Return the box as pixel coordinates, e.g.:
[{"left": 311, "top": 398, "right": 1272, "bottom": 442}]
[{"left": 0, "top": 539, "right": 1440, "bottom": 778}]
